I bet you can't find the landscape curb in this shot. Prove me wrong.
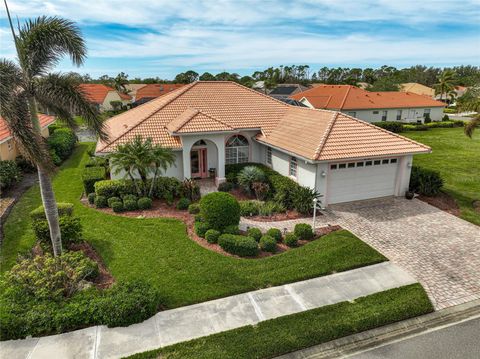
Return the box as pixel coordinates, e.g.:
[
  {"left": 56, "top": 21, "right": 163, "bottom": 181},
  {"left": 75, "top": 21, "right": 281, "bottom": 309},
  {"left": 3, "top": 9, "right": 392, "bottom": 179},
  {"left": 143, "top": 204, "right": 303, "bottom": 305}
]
[{"left": 276, "top": 299, "right": 480, "bottom": 359}]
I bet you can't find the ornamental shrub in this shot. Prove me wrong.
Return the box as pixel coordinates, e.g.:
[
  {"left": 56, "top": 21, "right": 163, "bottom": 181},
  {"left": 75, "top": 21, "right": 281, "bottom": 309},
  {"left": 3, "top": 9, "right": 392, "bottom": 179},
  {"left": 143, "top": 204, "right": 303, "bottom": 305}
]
[
  {"left": 292, "top": 187, "right": 319, "bottom": 215},
  {"left": 94, "top": 179, "right": 135, "bottom": 198},
  {"left": 284, "top": 233, "right": 298, "bottom": 247},
  {"left": 237, "top": 166, "right": 266, "bottom": 194},
  {"left": 239, "top": 200, "right": 261, "bottom": 216},
  {"left": 176, "top": 197, "right": 191, "bottom": 210},
  {"left": 111, "top": 201, "right": 124, "bottom": 213},
  {"left": 32, "top": 216, "right": 83, "bottom": 244},
  {"left": 122, "top": 194, "right": 138, "bottom": 202},
  {"left": 87, "top": 193, "right": 96, "bottom": 204},
  {"left": 30, "top": 203, "right": 74, "bottom": 220},
  {"left": 223, "top": 224, "right": 240, "bottom": 235},
  {"left": 252, "top": 181, "right": 270, "bottom": 201},
  {"left": 180, "top": 179, "right": 200, "bottom": 202},
  {"left": 50, "top": 149, "right": 62, "bottom": 165},
  {"left": 107, "top": 196, "right": 122, "bottom": 208},
  {"left": 409, "top": 166, "right": 444, "bottom": 196},
  {"left": 247, "top": 227, "right": 262, "bottom": 242},
  {"left": 94, "top": 195, "right": 108, "bottom": 208},
  {"left": 294, "top": 223, "right": 314, "bottom": 240},
  {"left": 152, "top": 177, "right": 182, "bottom": 199},
  {"left": 0, "top": 160, "right": 22, "bottom": 190},
  {"left": 259, "top": 235, "right": 277, "bottom": 252},
  {"left": 205, "top": 229, "right": 221, "bottom": 244},
  {"left": 218, "top": 181, "right": 234, "bottom": 192},
  {"left": 266, "top": 228, "right": 282, "bottom": 242},
  {"left": 47, "top": 128, "right": 76, "bottom": 161},
  {"left": 138, "top": 197, "right": 152, "bottom": 210},
  {"left": 194, "top": 222, "right": 209, "bottom": 238},
  {"left": 372, "top": 121, "right": 404, "bottom": 133},
  {"left": 218, "top": 234, "right": 259, "bottom": 257},
  {"left": 188, "top": 203, "right": 200, "bottom": 214},
  {"left": 442, "top": 114, "right": 450, "bottom": 122},
  {"left": 85, "top": 157, "right": 107, "bottom": 168},
  {"left": 199, "top": 192, "right": 240, "bottom": 231},
  {"left": 123, "top": 199, "right": 138, "bottom": 211}
]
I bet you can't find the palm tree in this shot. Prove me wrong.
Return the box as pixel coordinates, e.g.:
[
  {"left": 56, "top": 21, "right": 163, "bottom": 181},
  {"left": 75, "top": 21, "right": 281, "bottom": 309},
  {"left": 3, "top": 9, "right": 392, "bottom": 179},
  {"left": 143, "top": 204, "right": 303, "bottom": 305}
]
[
  {"left": 0, "top": 11, "right": 106, "bottom": 256},
  {"left": 456, "top": 86, "right": 480, "bottom": 137},
  {"left": 148, "top": 146, "right": 176, "bottom": 198},
  {"left": 434, "top": 70, "right": 456, "bottom": 104}
]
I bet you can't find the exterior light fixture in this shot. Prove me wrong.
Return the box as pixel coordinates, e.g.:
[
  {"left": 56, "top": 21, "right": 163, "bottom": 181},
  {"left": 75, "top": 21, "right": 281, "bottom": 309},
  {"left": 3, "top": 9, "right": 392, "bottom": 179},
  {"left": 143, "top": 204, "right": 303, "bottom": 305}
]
[{"left": 321, "top": 171, "right": 327, "bottom": 177}]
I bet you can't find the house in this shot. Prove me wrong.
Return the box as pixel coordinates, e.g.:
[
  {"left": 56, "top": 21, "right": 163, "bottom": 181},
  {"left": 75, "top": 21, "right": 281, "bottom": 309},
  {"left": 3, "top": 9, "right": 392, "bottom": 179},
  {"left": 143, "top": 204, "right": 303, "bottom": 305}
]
[
  {"left": 79, "top": 84, "right": 132, "bottom": 112},
  {"left": 268, "top": 84, "right": 310, "bottom": 100},
  {"left": 124, "top": 84, "right": 147, "bottom": 98},
  {"left": 291, "top": 85, "right": 445, "bottom": 123},
  {"left": 0, "top": 114, "right": 55, "bottom": 161},
  {"left": 133, "top": 84, "right": 184, "bottom": 106},
  {"left": 96, "top": 81, "right": 431, "bottom": 206},
  {"left": 400, "top": 83, "right": 435, "bottom": 98}
]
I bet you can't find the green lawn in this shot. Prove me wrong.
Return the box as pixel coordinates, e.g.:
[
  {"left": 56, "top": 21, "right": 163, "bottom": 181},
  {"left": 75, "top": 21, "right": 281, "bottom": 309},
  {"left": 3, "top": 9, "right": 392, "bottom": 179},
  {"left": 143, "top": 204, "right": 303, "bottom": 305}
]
[
  {"left": 1, "top": 143, "right": 386, "bottom": 309},
  {"left": 404, "top": 127, "right": 480, "bottom": 225},
  {"left": 126, "top": 284, "right": 433, "bottom": 359}
]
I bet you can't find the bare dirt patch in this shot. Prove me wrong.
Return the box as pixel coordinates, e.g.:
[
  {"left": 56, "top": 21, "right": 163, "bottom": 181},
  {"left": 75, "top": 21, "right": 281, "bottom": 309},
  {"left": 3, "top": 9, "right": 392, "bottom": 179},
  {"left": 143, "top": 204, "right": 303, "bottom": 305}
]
[{"left": 418, "top": 192, "right": 461, "bottom": 217}]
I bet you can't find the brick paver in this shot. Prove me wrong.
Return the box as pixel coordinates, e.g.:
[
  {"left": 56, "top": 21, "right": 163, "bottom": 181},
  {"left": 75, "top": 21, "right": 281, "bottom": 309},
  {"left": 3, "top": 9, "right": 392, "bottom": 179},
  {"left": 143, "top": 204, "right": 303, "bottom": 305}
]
[{"left": 241, "top": 197, "right": 480, "bottom": 310}]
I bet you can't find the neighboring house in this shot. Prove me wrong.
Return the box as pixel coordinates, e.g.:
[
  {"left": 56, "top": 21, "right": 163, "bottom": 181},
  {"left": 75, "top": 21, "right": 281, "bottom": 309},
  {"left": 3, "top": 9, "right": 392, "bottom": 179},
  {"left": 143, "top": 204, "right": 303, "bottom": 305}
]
[
  {"left": 268, "top": 84, "right": 310, "bottom": 100},
  {"left": 291, "top": 85, "right": 445, "bottom": 123},
  {"left": 96, "top": 81, "right": 430, "bottom": 206},
  {"left": 0, "top": 114, "right": 55, "bottom": 161},
  {"left": 252, "top": 81, "right": 267, "bottom": 93},
  {"left": 124, "top": 84, "right": 147, "bottom": 99},
  {"left": 133, "top": 84, "right": 184, "bottom": 106},
  {"left": 79, "top": 84, "right": 132, "bottom": 112},
  {"left": 400, "top": 83, "right": 435, "bottom": 98}
]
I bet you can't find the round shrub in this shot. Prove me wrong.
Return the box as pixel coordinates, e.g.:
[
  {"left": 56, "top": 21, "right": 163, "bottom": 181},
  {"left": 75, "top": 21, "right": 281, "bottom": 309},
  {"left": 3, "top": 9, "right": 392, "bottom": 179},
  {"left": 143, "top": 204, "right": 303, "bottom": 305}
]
[
  {"left": 87, "top": 193, "right": 96, "bottom": 205},
  {"left": 218, "top": 234, "right": 259, "bottom": 257},
  {"left": 237, "top": 166, "right": 266, "bottom": 194},
  {"left": 205, "top": 229, "right": 221, "bottom": 244},
  {"left": 123, "top": 199, "right": 138, "bottom": 211},
  {"left": 247, "top": 227, "right": 262, "bottom": 242},
  {"left": 266, "top": 228, "right": 282, "bottom": 242},
  {"left": 284, "top": 233, "right": 298, "bottom": 247},
  {"left": 94, "top": 195, "right": 107, "bottom": 208},
  {"left": 111, "top": 201, "right": 124, "bottom": 213},
  {"left": 122, "top": 194, "right": 138, "bottom": 202},
  {"left": 223, "top": 224, "right": 240, "bottom": 235},
  {"left": 188, "top": 203, "right": 200, "bottom": 214},
  {"left": 137, "top": 197, "right": 152, "bottom": 210},
  {"left": 176, "top": 197, "right": 191, "bottom": 210},
  {"left": 259, "top": 235, "right": 277, "bottom": 253},
  {"left": 0, "top": 160, "right": 22, "bottom": 190},
  {"left": 218, "top": 182, "right": 234, "bottom": 192},
  {"left": 199, "top": 192, "right": 240, "bottom": 231},
  {"left": 194, "top": 222, "right": 209, "bottom": 238},
  {"left": 294, "top": 223, "right": 314, "bottom": 240},
  {"left": 409, "top": 166, "right": 444, "bottom": 196},
  {"left": 239, "top": 200, "right": 261, "bottom": 217},
  {"left": 107, "top": 196, "right": 122, "bottom": 208}
]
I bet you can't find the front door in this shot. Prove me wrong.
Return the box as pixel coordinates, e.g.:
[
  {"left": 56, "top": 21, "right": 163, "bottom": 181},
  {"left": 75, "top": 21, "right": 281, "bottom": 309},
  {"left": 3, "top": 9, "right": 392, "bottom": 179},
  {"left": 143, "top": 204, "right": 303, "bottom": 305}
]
[{"left": 191, "top": 148, "right": 208, "bottom": 178}]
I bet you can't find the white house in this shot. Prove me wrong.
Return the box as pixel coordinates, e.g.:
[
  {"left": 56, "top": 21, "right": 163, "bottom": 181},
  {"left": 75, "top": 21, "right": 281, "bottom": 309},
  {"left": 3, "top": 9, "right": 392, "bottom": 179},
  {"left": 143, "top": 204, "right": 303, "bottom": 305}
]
[
  {"left": 291, "top": 85, "right": 445, "bottom": 123},
  {"left": 96, "top": 81, "right": 430, "bottom": 206},
  {"left": 79, "top": 84, "right": 132, "bottom": 112}
]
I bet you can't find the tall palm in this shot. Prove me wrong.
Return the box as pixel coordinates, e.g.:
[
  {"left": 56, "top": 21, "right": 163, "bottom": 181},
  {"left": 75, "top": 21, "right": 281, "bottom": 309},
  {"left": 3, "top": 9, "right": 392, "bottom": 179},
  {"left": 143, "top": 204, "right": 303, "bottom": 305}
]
[
  {"left": 0, "top": 13, "right": 106, "bottom": 256},
  {"left": 148, "top": 145, "right": 176, "bottom": 198},
  {"left": 456, "top": 86, "right": 480, "bottom": 137},
  {"left": 434, "top": 70, "right": 456, "bottom": 104}
]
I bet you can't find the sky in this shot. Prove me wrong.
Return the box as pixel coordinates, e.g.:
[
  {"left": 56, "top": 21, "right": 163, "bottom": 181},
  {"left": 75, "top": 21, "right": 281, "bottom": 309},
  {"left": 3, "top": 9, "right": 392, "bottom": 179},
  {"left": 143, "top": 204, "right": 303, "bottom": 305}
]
[{"left": 1, "top": 0, "right": 479, "bottom": 79}]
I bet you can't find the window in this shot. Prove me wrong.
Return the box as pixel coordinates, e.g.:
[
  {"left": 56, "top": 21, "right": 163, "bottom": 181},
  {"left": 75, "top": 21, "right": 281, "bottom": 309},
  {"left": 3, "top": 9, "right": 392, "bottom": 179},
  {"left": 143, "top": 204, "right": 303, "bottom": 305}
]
[
  {"left": 381, "top": 110, "right": 388, "bottom": 121},
  {"left": 365, "top": 160, "right": 373, "bottom": 166},
  {"left": 356, "top": 162, "right": 364, "bottom": 167},
  {"left": 374, "top": 160, "right": 381, "bottom": 165},
  {"left": 289, "top": 157, "right": 297, "bottom": 177},
  {"left": 347, "top": 112, "right": 356, "bottom": 117},
  {"left": 330, "top": 164, "right": 337, "bottom": 170},
  {"left": 396, "top": 110, "right": 402, "bottom": 121},
  {"left": 193, "top": 139, "right": 207, "bottom": 146},
  {"left": 225, "top": 135, "right": 249, "bottom": 164},
  {"left": 390, "top": 158, "right": 398, "bottom": 164},
  {"left": 266, "top": 147, "right": 272, "bottom": 165},
  {"left": 382, "top": 159, "right": 389, "bottom": 164},
  {"left": 347, "top": 162, "right": 355, "bottom": 168},
  {"left": 338, "top": 163, "right": 346, "bottom": 169},
  {"left": 373, "top": 111, "right": 379, "bottom": 115},
  {"left": 423, "top": 109, "right": 431, "bottom": 119}
]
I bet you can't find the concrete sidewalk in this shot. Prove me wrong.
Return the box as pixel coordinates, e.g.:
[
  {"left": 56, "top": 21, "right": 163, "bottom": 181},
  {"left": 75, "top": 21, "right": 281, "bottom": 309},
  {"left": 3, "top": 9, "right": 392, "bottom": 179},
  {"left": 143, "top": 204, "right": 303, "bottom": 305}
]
[{"left": 1, "top": 262, "right": 416, "bottom": 359}]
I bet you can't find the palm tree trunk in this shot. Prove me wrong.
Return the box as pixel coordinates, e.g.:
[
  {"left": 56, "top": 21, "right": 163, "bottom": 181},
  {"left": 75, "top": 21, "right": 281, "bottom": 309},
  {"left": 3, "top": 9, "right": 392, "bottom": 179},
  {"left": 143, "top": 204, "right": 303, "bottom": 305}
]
[
  {"left": 28, "top": 98, "right": 63, "bottom": 256},
  {"left": 127, "top": 171, "right": 142, "bottom": 197},
  {"left": 149, "top": 168, "right": 159, "bottom": 198}
]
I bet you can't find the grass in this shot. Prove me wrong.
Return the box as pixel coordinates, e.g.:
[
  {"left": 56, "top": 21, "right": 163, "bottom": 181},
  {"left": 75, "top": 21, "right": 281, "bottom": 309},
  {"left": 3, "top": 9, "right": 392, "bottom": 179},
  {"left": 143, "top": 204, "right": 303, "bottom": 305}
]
[
  {"left": 1, "top": 143, "right": 386, "bottom": 309},
  {"left": 126, "top": 284, "right": 433, "bottom": 359},
  {"left": 404, "top": 127, "right": 480, "bottom": 225}
]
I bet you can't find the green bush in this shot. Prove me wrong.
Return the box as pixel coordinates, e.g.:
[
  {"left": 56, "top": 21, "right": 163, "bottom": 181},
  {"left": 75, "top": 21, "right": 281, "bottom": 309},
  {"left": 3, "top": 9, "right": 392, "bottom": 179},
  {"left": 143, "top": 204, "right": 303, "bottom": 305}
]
[
  {"left": 122, "top": 194, "right": 138, "bottom": 202},
  {"left": 32, "top": 216, "right": 83, "bottom": 244},
  {"left": 372, "top": 121, "right": 404, "bottom": 133},
  {"left": 293, "top": 187, "right": 319, "bottom": 215},
  {"left": 30, "top": 203, "right": 74, "bottom": 220},
  {"left": 47, "top": 128, "right": 76, "bottom": 161},
  {"left": 49, "top": 149, "right": 62, "bottom": 165},
  {"left": 404, "top": 124, "right": 429, "bottom": 131},
  {"left": 205, "top": 229, "right": 221, "bottom": 244},
  {"left": 152, "top": 177, "right": 182, "bottom": 199},
  {"left": 87, "top": 193, "right": 96, "bottom": 204},
  {"left": 0, "top": 160, "right": 22, "bottom": 189},
  {"left": 259, "top": 235, "right": 277, "bottom": 252},
  {"left": 15, "top": 155, "right": 36, "bottom": 173},
  {"left": 107, "top": 196, "right": 122, "bottom": 208},
  {"left": 247, "top": 227, "right": 262, "bottom": 242},
  {"left": 294, "top": 223, "right": 314, "bottom": 240},
  {"left": 124, "top": 199, "right": 138, "bottom": 211},
  {"left": 218, "top": 182, "right": 234, "bottom": 192},
  {"left": 199, "top": 192, "right": 240, "bottom": 231},
  {"left": 266, "top": 228, "right": 282, "bottom": 242},
  {"left": 194, "top": 222, "right": 209, "bottom": 238},
  {"left": 188, "top": 203, "right": 200, "bottom": 214},
  {"left": 442, "top": 114, "right": 450, "bottom": 121},
  {"left": 94, "top": 195, "right": 108, "bottom": 208},
  {"left": 259, "top": 201, "right": 286, "bottom": 216},
  {"left": 218, "top": 234, "right": 259, "bottom": 257},
  {"left": 111, "top": 201, "right": 124, "bottom": 213},
  {"left": 239, "top": 200, "right": 261, "bottom": 216},
  {"left": 409, "top": 166, "right": 444, "bottom": 196},
  {"left": 237, "top": 166, "right": 266, "bottom": 194},
  {"left": 94, "top": 179, "right": 135, "bottom": 198},
  {"left": 223, "top": 224, "right": 240, "bottom": 235},
  {"left": 138, "top": 197, "right": 153, "bottom": 210},
  {"left": 180, "top": 179, "right": 200, "bottom": 202},
  {"left": 85, "top": 157, "right": 107, "bottom": 168},
  {"left": 284, "top": 233, "right": 298, "bottom": 247},
  {"left": 176, "top": 197, "right": 191, "bottom": 210}
]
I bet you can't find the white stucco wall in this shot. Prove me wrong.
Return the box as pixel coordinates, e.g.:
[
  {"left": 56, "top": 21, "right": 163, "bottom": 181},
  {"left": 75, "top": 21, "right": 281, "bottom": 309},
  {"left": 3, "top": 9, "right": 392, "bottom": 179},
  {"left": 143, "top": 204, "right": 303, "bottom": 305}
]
[
  {"left": 101, "top": 91, "right": 129, "bottom": 111},
  {"left": 342, "top": 107, "right": 444, "bottom": 123},
  {"left": 394, "top": 155, "right": 413, "bottom": 196}
]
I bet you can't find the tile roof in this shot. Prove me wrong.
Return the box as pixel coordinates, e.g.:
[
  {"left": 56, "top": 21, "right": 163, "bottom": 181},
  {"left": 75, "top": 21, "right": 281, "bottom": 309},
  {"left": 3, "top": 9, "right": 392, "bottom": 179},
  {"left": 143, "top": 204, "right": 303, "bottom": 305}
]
[
  {"left": 291, "top": 85, "right": 445, "bottom": 110},
  {"left": 400, "top": 83, "right": 435, "bottom": 97},
  {"left": 96, "top": 81, "right": 430, "bottom": 161},
  {"left": 135, "top": 84, "right": 185, "bottom": 102},
  {"left": 79, "top": 84, "right": 131, "bottom": 104},
  {"left": 0, "top": 114, "right": 55, "bottom": 142}
]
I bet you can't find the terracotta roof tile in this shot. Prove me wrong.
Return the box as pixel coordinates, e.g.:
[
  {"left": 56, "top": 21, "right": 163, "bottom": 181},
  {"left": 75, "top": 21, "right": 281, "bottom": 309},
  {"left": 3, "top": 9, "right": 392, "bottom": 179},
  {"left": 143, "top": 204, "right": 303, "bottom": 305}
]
[
  {"left": 0, "top": 114, "right": 56, "bottom": 142},
  {"left": 79, "top": 84, "right": 131, "bottom": 103},
  {"left": 166, "top": 108, "right": 234, "bottom": 133},
  {"left": 135, "top": 84, "right": 185, "bottom": 102}
]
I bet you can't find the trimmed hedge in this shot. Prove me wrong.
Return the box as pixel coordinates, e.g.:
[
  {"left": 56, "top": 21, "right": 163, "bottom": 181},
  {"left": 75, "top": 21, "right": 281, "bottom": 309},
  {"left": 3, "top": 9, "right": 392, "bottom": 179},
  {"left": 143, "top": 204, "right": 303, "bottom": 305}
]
[
  {"left": 0, "top": 160, "right": 22, "bottom": 190},
  {"left": 176, "top": 197, "right": 191, "bottom": 210},
  {"left": 199, "top": 192, "right": 240, "bottom": 231},
  {"left": 85, "top": 157, "right": 107, "bottom": 168},
  {"left": 124, "top": 199, "right": 138, "bottom": 211},
  {"left": 94, "top": 177, "right": 182, "bottom": 200},
  {"left": 32, "top": 216, "right": 82, "bottom": 244},
  {"left": 294, "top": 223, "right": 314, "bottom": 240},
  {"left": 205, "top": 229, "right": 221, "bottom": 244},
  {"left": 240, "top": 200, "right": 261, "bottom": 216},
  {"left": 138, "top": 197, "right": 153, "bottom": 210},
  {"left": 47, "top": 128, "right": 76, "bottom": 161},
  {"left": 87, "top": 193, "right": 96, "bottom": 204},
  {"left": 194, "top": 222, "right": 209, "bottom": 238},
  {"left": 266, "top": 228, "right": 282, "bottom": 242},
  {"left": 284, "top": 233, "right": 298, "bottom": 247},
  {"left": 218, "top": 182, "right": 234, "bottom": 192},
  {"left": 247, "top": 227, "right": 262, "bottom": 242},
  {"left": 107, "top": 196, "right": 122, "bottom": 208},
  {"left": 94, "top": 195, "right": 108, "bottom": 208},
  {"left": 82, "top": 166, "right": 106, "bottom": 194},
  {"left": 30, "top": 203, "right": 74, "bottom": 220},
  {"left": 112, "top": 201, "right": 124, "bottom": 213},
  {"left": 188, "top": 203, "right": 200, "bottom": 214},
  {"left": 259, "top": 235, "right": 276, "bottom": 252},
  {"left": 218, "top": 234, "right": 259, "bottom": 257},
  {"left": 223, "top": 224, "right": 240, "bottom": 235},
  {"left": 371, "top": 121, "right": 404, "bottom": 133},
  {"left": 409, "top": 166, "right": 444, "bottom": 196}
]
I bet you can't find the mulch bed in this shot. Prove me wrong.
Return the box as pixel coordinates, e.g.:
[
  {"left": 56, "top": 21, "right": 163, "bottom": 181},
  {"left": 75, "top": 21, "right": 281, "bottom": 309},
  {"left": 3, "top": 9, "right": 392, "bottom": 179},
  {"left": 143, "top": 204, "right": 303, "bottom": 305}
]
[
  {"left": 418, "top": 192, "right": 461, "bottom": 217},
  {"left": 245, "top": 210, "right": 313, "bottom": 222}
]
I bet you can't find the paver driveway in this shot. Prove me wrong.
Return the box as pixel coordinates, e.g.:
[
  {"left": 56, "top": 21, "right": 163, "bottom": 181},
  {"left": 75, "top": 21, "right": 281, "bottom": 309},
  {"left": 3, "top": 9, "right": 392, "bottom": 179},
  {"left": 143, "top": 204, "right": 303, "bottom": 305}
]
[{"left": 242, "top": 197, "right": 480, "bottom": 310}]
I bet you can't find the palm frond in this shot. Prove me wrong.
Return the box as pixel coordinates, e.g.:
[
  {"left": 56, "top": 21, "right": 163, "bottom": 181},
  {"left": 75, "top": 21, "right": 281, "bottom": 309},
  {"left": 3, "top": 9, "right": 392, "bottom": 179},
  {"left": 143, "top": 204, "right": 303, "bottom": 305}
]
[{"left": 0, "top": 59, "right": 24, "bottom": 103}]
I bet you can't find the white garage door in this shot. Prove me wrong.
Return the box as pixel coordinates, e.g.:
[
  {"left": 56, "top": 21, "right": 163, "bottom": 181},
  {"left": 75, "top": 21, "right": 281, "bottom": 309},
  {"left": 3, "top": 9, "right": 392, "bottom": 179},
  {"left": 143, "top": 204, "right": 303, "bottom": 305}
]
[{"left": 328, "top": 158, "right": 399, "bottom": 204}]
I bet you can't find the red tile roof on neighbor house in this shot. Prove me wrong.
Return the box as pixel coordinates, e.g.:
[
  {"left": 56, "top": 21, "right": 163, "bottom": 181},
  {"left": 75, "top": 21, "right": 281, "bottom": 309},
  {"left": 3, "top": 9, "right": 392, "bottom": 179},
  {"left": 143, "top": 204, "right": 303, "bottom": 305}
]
[
  {"left": 291, "top": 85, "right": 445, "bottom": 110},
  {"left": 79, "top": 84, "right": 131, "bottom": 104},
  {"left": 0, "top": 114, "right": 56, "bottom": 142},
  {"left": 135, "top": 84, "right": 185, "bottom": 102},
  {"left": 96, "top": 81, "right": 430, "bottom": 161}
]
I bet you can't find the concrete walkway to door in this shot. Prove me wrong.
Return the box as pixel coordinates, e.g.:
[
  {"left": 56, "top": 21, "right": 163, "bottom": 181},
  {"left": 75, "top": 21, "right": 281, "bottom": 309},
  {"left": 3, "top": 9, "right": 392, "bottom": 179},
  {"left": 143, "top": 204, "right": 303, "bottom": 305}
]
[{"left": 1, "top": 262, "right": 415, "bottom": 359}]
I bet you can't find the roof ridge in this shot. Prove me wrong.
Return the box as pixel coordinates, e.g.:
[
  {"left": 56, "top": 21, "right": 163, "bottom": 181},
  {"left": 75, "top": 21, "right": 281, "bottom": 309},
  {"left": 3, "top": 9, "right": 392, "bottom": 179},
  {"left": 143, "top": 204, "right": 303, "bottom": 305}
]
[
  {"left": 339, "top": 85, "right": 352, "bottom": 109},
  {"left": 228, "top": 81, "right": 291, "bottom": 107},
  {"left": 313, "top": 111, "right": 340, "bottom": 160},
  {"left": 172, "top": 108, "right": 235, "bottom": 133},
  {"left": 194, "top": 109, "right": 234, "bottom": 129}
]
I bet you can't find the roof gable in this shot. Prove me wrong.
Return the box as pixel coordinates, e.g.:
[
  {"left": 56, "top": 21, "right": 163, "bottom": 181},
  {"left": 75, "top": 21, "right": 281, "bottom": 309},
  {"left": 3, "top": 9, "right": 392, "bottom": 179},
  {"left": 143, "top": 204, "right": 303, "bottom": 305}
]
[{"left": 166, "top": 108, "right": 234, "bottom": 134}]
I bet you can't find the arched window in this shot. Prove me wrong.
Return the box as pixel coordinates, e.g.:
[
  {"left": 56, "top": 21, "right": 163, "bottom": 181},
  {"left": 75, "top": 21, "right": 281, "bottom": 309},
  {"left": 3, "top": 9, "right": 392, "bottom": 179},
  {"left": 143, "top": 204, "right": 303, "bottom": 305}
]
[{"left": 225, "top": 135, "right": 249, "bottom": 164}]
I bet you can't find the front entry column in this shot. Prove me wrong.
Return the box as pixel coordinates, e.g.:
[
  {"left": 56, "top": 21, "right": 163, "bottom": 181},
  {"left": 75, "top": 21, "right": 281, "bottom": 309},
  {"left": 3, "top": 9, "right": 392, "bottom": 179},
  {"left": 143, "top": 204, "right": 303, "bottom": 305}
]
[
  {"left": 215, "top": 138, "right": 226, "bottom": 186},
  {"left": 182, "top": 147, "right": 191, "bottom": 179}
]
